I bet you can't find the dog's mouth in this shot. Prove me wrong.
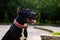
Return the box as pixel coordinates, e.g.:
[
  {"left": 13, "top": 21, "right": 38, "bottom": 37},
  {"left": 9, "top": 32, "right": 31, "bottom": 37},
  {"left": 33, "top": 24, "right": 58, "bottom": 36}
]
[
  {"left": 26, "top": 19, "right": 36, "bottom": 24},
  {"left": 30, "top": 19, "right": 36, "bottom": 24}
]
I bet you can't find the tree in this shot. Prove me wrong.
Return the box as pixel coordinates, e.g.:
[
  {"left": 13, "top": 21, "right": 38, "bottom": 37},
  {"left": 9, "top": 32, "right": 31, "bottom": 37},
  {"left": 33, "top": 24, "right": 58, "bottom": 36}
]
[{"left": 38, "top": 0, "right": 59, "bottom": 24}]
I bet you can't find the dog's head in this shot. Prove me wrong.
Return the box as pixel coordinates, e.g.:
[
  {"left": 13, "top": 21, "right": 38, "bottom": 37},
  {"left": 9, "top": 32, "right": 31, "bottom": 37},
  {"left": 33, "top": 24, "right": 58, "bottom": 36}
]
[{"left": 16, "top": 7, "right": 36, "bottom": 25}]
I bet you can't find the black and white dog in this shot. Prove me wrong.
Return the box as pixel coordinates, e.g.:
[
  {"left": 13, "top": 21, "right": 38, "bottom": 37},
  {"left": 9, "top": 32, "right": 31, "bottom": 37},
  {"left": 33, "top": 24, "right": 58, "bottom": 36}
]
[{"left": 2, "top": 7, "right": 36, "bottom": 40}]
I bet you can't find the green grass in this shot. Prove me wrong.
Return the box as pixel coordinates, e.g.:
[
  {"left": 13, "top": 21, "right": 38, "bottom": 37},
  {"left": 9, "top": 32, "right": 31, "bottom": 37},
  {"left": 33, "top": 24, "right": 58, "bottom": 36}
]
[{"left": 52, "top": 32, "right": 60, "bottom": 36}]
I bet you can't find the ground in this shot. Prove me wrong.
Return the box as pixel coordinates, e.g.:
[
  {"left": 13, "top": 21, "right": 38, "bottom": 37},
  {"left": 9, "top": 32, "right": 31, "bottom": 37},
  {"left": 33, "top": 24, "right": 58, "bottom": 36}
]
[{"left": 0, "top": 25, "right": 60, "bottom": 40}]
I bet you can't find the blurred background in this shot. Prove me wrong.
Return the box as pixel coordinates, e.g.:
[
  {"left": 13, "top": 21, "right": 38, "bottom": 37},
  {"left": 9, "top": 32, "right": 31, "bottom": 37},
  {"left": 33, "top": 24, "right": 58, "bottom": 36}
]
[
  {"left": 0, "top": 0, "right": 60, "bottom": 25},
  {"left": 0, "top": 0, "right": 60, "bottom": 40}
]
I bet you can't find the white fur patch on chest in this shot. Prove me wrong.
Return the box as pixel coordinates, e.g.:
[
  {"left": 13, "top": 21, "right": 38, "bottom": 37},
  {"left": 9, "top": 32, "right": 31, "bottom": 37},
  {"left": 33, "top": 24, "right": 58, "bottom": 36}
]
[{"left": 20, "top": 28, "right": 26, "bottom": 40}]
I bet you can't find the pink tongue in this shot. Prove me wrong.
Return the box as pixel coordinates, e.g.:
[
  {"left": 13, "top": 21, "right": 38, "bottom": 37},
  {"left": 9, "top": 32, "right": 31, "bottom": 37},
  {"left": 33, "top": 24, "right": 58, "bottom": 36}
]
[{"left": 31, "top": 20, "right": 36, "bottom": 23}]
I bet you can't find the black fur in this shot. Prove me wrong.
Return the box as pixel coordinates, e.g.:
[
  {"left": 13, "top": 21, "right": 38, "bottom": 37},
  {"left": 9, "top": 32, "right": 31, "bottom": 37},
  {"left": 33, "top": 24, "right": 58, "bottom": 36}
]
[
  {"left": 2, "top": 24, "right": 27, "bottom": 40},
  {"left": 2, "top": 7, "right": 36, "bottom": 40}
]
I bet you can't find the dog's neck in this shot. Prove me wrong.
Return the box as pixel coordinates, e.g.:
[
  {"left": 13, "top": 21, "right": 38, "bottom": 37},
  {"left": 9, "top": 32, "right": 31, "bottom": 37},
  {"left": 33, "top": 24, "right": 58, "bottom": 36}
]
[
  {"left": 15, "top": 16, "right": 26, "bottom": 25},
  {"left": 14, "top": 19, "right": 28, "bottom": 28}
]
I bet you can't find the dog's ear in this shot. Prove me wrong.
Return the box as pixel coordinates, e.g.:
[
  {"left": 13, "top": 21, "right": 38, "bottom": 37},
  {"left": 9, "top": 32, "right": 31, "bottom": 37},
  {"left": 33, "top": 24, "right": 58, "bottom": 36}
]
[{"left": 17, "top": 6, "right": 22, "bottom": 14}]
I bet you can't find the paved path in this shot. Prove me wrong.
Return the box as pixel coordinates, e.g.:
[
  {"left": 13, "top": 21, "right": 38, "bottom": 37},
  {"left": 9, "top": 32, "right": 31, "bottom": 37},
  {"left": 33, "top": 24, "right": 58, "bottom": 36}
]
[
  {"left": 0, "top": 25, "right": 60, "bottom": 40},
  {"left": 34, "top": 26, "right": 60, "bottom": 32}
]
